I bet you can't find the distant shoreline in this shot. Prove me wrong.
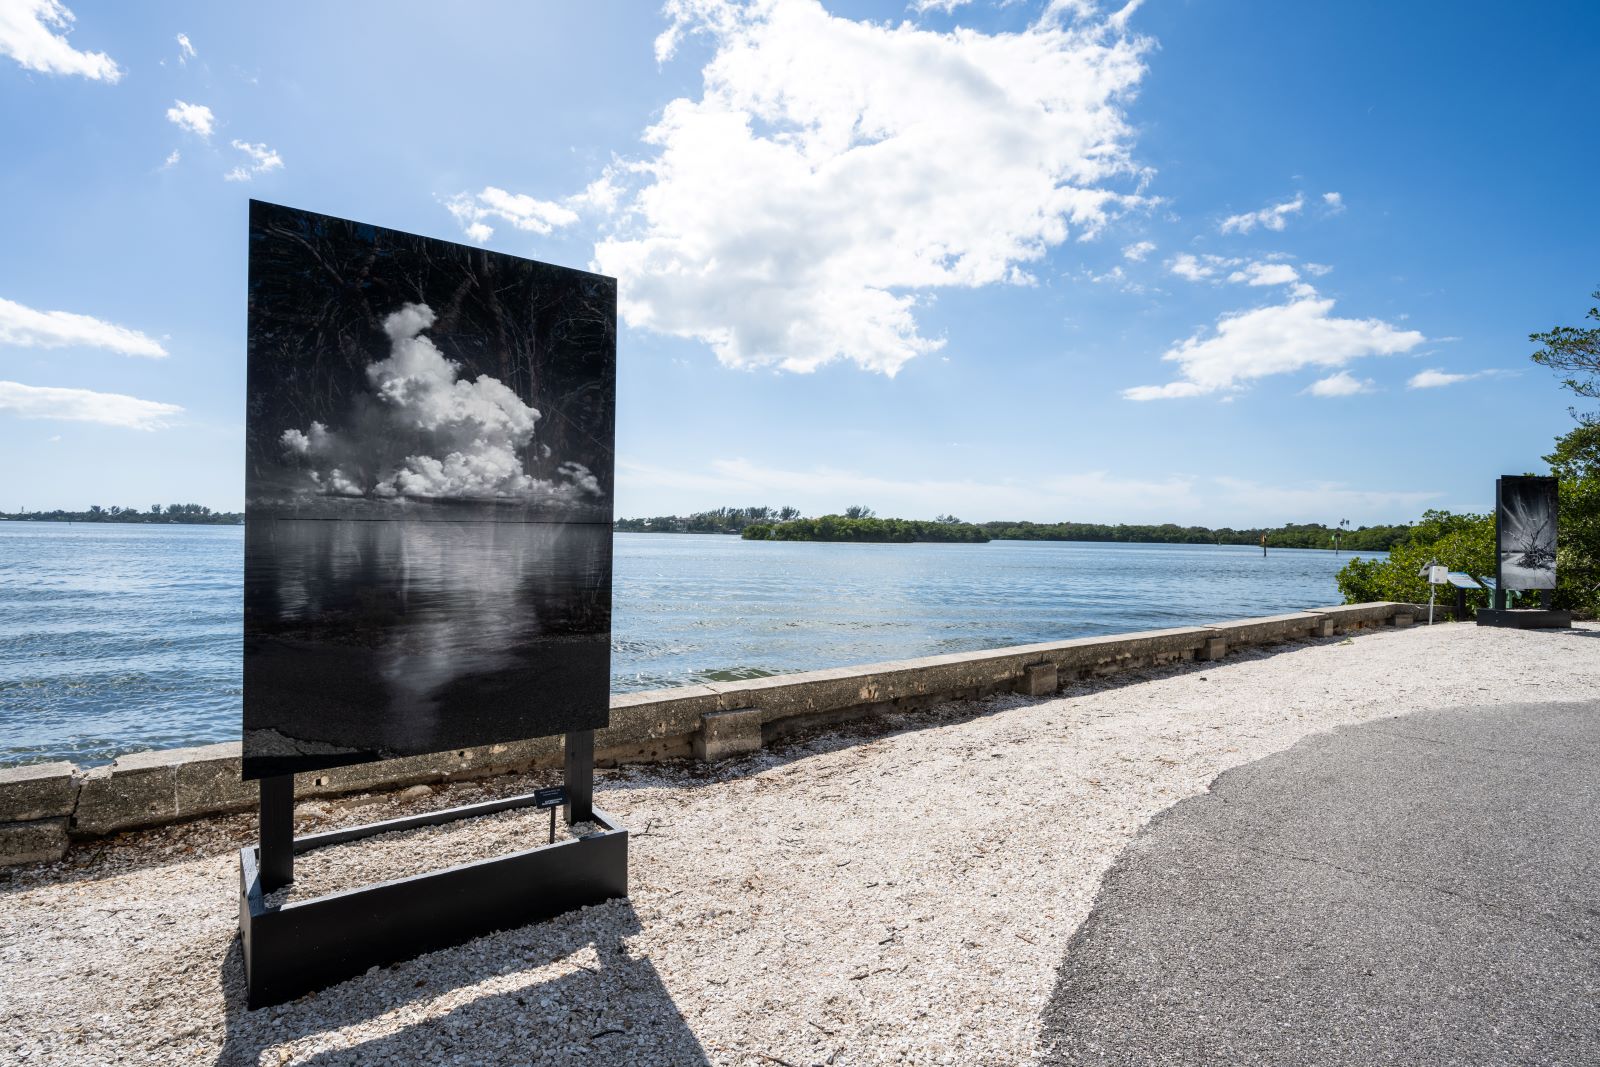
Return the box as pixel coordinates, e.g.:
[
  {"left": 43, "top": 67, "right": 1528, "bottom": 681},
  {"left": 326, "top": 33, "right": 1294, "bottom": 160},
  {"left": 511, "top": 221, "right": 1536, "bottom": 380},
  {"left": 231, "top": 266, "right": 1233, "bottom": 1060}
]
[{"left": 0, "top": 516, "right": 243, "bottom": 527}]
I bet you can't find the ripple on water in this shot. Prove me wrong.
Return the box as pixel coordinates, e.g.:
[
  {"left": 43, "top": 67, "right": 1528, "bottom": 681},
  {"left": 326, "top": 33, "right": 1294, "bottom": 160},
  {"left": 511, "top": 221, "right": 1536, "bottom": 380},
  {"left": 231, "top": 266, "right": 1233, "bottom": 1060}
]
[{"left": 0, "top": 525, "right": 1381, "bottom": 767}]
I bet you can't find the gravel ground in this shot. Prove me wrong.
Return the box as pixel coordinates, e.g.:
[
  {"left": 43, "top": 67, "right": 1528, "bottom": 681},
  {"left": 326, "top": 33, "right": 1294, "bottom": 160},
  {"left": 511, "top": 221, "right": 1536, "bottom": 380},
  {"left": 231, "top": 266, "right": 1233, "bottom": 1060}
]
[{"left": 2, "top": 621, "right": 1597, "bottom": 1066}]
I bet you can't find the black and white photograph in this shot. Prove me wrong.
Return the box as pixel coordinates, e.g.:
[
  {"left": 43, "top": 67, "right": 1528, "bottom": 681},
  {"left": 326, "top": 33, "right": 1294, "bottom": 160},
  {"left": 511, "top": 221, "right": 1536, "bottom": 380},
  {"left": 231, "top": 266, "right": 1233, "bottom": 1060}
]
[
  {"left": 243, "top": 201, "right": 615, "bottom": 779},
  {"left": 1497, "top": 475, "right": 1559, "bottom": 590}
]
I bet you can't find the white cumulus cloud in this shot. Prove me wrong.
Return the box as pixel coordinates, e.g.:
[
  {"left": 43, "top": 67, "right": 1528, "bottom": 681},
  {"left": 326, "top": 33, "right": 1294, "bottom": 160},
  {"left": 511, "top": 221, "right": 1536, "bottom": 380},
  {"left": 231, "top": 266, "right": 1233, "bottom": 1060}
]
[
  {"left": 1122, "top": 240, "right": 1156, "bottom": 262},
  {"left": 1219, "top": 193, "right": 1304, "bottom": 235},
  {"left": 1124, "top": 288, "right": 1424, "bottom": 400},
  {"left": 165, "top": 100, "right": 214, "bottom": 138},
  {"left": 0, "top": 380, "right": 181, "bottom": 429},
  {"left": 224, "top": 139, "right": 283, "bottom": 181},
  {"left": 593, "top": 0, "right": 1153, "bottom": 376},
  {"left": 443, "top": 186, "right": 581, "bottom": 244},
  {"left": 1305, "top": 370, "right": 1374, "bottom": 397},
  {"left": 0, "top": 296, "right": 166, "bottom": 357},
  {"left": 0, "top": 0, "right": 119, "bottom": 81},
  {"left": 1322, "top": 190, "right": 1344, "bottom": 212}
]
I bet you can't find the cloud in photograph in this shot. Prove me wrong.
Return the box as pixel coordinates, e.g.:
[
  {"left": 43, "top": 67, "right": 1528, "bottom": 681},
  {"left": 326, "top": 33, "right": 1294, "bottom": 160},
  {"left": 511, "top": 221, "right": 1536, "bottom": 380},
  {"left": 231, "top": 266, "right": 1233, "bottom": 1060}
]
[
  {"left": 587, "top": 0, "right": 1153, "bottom": 376},
  {"left": 0, "top": 296, "right": 167, "bottom": 357},
  {"left": 1122, "top": 240, "right": 1156, "bottom": 262},
  {"left": 165, "top": 99, "right": 214, "bottom": 138},
  {"left": 0, "top": 380, "right": 181, "bottom": 429},
  {"left": 443, "top": 186, "right": 580, "bottom": 244},
  {"left": 224, "top": 139, "right": 283, "bottom": 182},
  {"left": 1124, "top": 288, "right": 1424, "bottom": 400},
  {"left": 175, "top": 32, "right": 195, "bottom": 63},
  {"left": 1304, "top": 370, "right": 1375, "bottom": 397},
  {"left": 1219, "top": 193, "right": 1304, "bottom": 235},
  {"left": 1322, "top": 190, "right": 1344, "bottom": 213},
  {"left": 0, "top": 0, "right": 120, "bottom": 81},
  {"left": 279, "top": 303, "right": 601, "bottom": 504}
]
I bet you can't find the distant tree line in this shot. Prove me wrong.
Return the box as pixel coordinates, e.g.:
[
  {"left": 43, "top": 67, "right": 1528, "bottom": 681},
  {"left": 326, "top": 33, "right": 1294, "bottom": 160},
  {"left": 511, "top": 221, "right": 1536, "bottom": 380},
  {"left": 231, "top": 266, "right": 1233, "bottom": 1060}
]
[
  {"left": 614, "top": 505, "right": 800, "bottom": 534},
  {"left": 743, "top": 513, "right": 989, "bottom": 543},
  {"left": 979, "top": 520, "right": 1411, "bottom": 551},
  {"left": 618, "top": 507, "right": 1409, "bottom": 550},
  {"left": 0, "top": 504, "right": 243, "bottom": 525}
]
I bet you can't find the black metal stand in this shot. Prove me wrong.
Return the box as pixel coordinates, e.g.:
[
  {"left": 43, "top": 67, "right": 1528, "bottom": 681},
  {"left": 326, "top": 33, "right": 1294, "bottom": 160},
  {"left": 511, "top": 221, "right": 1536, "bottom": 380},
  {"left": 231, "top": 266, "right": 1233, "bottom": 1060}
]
[
  {"left": 258, "top": 773, "right": 294, "bottom": 893},
  {"left": 239, "top": 731, "right": 627, "bottom": 1008}
]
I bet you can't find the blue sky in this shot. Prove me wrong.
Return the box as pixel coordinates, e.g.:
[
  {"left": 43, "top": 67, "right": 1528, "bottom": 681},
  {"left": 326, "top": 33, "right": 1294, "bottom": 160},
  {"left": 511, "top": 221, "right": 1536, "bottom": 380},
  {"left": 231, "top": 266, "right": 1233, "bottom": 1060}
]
[{"left": 1, "top": 0, "right": 1596, "bottom": 525}]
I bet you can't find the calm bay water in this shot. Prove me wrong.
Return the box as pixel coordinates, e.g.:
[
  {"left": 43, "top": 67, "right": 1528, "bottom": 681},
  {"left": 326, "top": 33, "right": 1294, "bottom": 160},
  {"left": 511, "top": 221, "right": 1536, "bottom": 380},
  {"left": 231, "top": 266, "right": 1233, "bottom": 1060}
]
[{"left": 0, "top": 523, "right": 1382, "bottom": 767}]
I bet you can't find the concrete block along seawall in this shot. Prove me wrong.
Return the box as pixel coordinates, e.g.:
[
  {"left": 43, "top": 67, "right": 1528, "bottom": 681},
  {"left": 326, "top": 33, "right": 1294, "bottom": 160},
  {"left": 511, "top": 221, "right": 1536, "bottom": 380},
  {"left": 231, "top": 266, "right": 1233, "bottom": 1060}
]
[{"left": 0, "top": 602, "right": 1421, "bottom": 866}]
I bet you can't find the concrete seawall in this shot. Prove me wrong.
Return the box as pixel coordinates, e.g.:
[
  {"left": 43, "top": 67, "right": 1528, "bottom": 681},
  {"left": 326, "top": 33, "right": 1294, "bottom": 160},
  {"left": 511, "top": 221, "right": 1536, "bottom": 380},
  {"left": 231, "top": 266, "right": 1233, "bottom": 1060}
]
[{"left": 0, "top": 601, "right": 1419, "bottom": 866}]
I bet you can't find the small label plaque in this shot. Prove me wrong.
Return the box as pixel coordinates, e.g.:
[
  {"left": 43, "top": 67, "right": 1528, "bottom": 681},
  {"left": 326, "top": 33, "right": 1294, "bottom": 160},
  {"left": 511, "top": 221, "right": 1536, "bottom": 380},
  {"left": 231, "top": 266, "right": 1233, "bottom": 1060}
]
[{"left": 534, "top": 786, "right": 567, "bottom": 809}]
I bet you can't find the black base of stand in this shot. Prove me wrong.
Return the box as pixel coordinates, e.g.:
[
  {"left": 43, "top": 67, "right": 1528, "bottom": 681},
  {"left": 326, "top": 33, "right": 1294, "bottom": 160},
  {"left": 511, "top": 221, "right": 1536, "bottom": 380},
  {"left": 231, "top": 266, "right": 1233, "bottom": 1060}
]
[
  {"left": 239, "top": 731, "right": 626, "bottom": 1008},
  {"left": 1476, "top": 608, "right": 1573, "bottom": 629}
]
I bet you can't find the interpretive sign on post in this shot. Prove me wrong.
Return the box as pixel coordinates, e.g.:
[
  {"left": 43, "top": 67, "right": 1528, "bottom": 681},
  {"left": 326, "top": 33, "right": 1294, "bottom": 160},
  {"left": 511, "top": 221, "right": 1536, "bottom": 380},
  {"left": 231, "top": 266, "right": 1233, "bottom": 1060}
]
[{"left": 237, "top": 201, "right": 628, "bottom": 1008}]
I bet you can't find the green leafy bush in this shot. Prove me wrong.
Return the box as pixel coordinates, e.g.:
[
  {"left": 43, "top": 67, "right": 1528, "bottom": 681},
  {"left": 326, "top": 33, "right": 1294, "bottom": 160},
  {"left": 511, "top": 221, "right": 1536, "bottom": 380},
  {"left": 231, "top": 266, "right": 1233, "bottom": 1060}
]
[{"left": 1335, "top": 510, "right": 1494, "bottom": 609}]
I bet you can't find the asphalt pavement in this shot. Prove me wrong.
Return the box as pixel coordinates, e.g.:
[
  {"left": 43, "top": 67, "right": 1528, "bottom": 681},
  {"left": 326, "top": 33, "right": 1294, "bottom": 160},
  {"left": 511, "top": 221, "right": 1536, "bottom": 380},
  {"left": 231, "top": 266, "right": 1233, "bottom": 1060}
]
[{"left": 1038, "top": 700, "right": 1600, "bottom": 1066}]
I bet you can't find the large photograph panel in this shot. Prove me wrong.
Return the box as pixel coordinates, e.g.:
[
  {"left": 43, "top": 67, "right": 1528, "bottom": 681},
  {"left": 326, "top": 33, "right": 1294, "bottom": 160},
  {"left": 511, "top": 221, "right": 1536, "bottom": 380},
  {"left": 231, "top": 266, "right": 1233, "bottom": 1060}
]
[
  {"left": 244, "top": 200, "right": 615, "bottom": 779},
  {"left": 1497, "top": 475, "right": 1557, "bottom": 591}
]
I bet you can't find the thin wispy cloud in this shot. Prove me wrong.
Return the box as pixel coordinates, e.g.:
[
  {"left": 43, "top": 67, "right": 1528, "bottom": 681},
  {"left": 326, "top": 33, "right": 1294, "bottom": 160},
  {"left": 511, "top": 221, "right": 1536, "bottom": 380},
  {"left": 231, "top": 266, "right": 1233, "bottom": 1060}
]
[
  {"left": 1304, "top": 370, "right": 1375, "bottom": 397},
  {"left": 1168, "top": 254, "right": 1299, "bottom": 287},
  {"left": 585, "top": 0, "right": 1153, "bottom": 376},
  {"left": 1407, "top": 367, "right": 1505, "bottom": 389},
  {"left": 223, "top": 139, "right": 283, "bottom": 182},
  {"left": 0, "top": 296, "right": 167, "bottom": 357},
  {"left": 443, "top": 186, "right": 580, "bottom": 244},
  {"left": 1219, "top": 193, "right": 1304, "bottom": 235},
  {"left": 1322, "top": 190, "right": 1344, "bottom": 213},
  {"left": 1122, "top": 240, "right": 1156, "bottom": 262},
  {"left": 1227, "top": 261, "right": 1299, "bottom": 286},
  {"left": 1124, "top": 287, "right": 1424, "bottom": 400},
  {"left": 165, "top": 100, "right": 215, "bottom": 138},
  {"left": 0, "top": 381, "right": 182, "bottom": 430},
  {"left": 0, "top": 0, "right": 120, "bottom": 81},
  {"left": 175, "top": 32, "right": 195, "bottom": 63}
]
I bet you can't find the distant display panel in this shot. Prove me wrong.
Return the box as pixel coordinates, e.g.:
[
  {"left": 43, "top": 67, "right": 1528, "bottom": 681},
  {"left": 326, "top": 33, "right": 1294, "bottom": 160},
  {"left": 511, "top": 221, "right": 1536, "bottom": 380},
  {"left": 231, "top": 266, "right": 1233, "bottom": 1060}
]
[
  {"left": 1496, "top": 476, "right": 1558, "bottom": 592},
  {"left": 243, "top": 201, "right": 615, "bottom": 779}
]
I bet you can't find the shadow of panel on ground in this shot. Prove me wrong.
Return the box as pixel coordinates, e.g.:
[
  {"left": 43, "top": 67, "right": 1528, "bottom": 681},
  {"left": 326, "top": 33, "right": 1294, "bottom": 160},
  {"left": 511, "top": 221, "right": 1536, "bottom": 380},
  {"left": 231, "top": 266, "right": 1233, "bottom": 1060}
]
[
  {"left": 1036, "top": 700, "right": 1600, "bottom": 1066},
  {"left": 215, "top": 899, "right": 708, "bottom": 1067}
]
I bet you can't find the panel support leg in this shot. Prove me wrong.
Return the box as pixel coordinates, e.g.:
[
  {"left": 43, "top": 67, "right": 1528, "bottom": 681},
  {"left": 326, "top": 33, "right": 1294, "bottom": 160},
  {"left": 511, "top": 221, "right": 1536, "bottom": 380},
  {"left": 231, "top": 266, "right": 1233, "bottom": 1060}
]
[
  {"left": 259, "top": 774, "right": 294, "bottom": 893},
  {"left": 564, "top": 730, "right": 594, "bottom": 825}
]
